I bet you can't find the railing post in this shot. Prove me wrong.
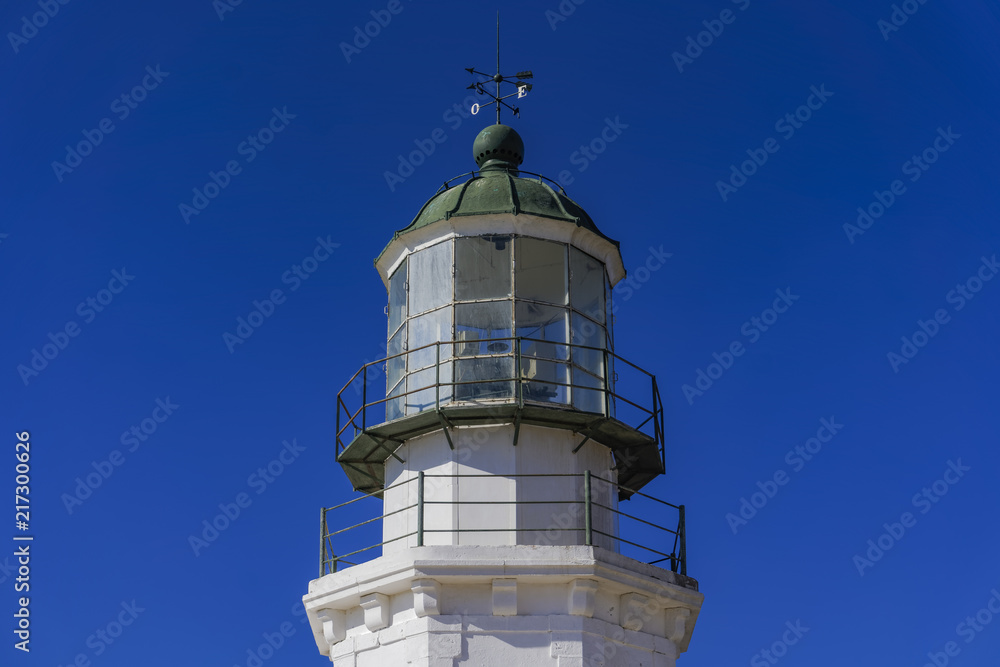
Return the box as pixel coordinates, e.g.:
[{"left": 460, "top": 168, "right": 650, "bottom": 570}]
[
  {"left": 417, "top": 471, "right": 425, "bottom": 547},
  {"left": 652, "top": 376, "right": 663, "bottom": 469},
  {"left": 435, "top": 343, "right": 440, "bottom": 410},
  {"left": 319, "top": 506, "right": 326, "bottom": 578},
  {"left": 515, "top": 337, "right": 524, "bottom": 407},
  {"left": 361, "top": 364, "right": 368, "bottom": 433},
  {"left": 584, "top": 470, "right": 592, "bottom": 547},
  {"left": 602, "top": 349, "right": 610, "bottom": 417},
  {"left": 679, "top": 504, "right": 687, "bottom": 576}
]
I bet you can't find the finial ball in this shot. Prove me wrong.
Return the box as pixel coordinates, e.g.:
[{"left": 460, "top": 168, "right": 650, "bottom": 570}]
[{"left": 473, "top": 124, "right": 525, "bottom": 169}]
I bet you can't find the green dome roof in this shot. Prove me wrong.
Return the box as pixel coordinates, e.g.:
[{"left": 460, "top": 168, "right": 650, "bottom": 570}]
[{"left": 378, "top": 125, "right": 618, "bottom": 262}]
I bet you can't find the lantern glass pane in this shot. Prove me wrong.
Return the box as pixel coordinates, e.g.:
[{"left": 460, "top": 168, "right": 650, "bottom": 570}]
[
  {"left": 571, "top": 312, "right": 605, "bottom": 378},
  {"left": 516, "top": 302, "right": 569, "bottom": 361},
  {"left": 570, "top": 246, "right": 605, "bottom": 323},
  {"left": 572, "top": 366, "right": 605, "bottom": 414},
  {"left": 387, "top": 326, "right": 406, "bottom": 390},
  {"left": 407, "top": 307, "right": 452, "bottom": 371},
  {"left": 388, "top": 258, "right": 407, "bottom": 336},
  {"left": 516, "top": 238, "right": 567, "bottom": 305},
  {"left": 409, "top": 241, "right": 453, "bottom": 315},
  {"left": 520, "top": 358, "right": 569, "bottom": 405},
  {"left": 455, "top": 357, "right": 514, "bottom": 401},
  {"left": 455, "top": 301, "right": 513, "bottom": 356},
  {"left": 456, "top": 236, "right": 512, "bottom": 301}
]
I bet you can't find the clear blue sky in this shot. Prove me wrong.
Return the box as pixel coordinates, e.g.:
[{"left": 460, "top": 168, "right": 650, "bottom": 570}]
[{"left": 2, "top": 0, "right": 999, "bottom": 665}]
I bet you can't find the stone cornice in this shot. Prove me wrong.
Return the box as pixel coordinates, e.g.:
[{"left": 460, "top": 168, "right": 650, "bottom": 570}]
[{"left": 304, "top": 545, "right": 702, "bottom": 656}]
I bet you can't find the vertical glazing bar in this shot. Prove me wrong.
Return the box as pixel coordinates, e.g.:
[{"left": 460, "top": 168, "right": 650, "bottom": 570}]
[
  {"left": 679, "top": 504, "right": 687, "bottom": 576},
  {"left": 584, "top": 470, "right": 592, "bottom": 547},
  {"left": 417, "top": 471, "right": 425, "bottom": 547},
  {"left": 435, "top": 343, "right": 440, "bottom": 411}
]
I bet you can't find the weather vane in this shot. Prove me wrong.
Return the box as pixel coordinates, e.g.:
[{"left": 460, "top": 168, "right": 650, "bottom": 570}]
[{"left": 465, "top": 12, "right": 533, "bottom": 124}]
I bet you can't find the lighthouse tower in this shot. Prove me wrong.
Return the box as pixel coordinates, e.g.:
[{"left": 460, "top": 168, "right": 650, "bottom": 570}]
[{"left": 302, "top": 121, "right": 702, "bottom": 665}]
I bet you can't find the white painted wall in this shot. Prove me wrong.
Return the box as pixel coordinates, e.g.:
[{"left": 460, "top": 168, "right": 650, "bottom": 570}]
[{"left": 382, "top": 424, "right": 619, "bottom": 554}]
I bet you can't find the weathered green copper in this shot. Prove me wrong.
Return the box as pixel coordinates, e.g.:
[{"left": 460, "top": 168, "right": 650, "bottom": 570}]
[
  {"left": 473, "top": 124, "right": 524, "bottom": 169},
  {"left": 376, "top": 125, "right": 618, "bottom": 266}
]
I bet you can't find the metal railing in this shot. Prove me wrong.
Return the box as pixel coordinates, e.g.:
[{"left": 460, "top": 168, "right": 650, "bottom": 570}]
[
  {"left": 336, "top": 336, "right": 664, "bottom": 466},
  {"left": 435, "top": 168, "right": 570, "bottom": 195},
  {"left": 319, "top": 471, "right": 686, "bottom": 578}
]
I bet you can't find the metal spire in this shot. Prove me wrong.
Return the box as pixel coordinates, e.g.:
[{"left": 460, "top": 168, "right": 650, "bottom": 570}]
[
  {"left": 496, "top": 11, "right": 500, "bottom": 124},
  {"left": 465, "top": 12, "right": 533, "bottom": 124}
]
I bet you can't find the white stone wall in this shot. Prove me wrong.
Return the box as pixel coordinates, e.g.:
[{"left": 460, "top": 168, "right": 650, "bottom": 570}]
[
  {"left": 304, "top": 546, "right": 702, "bottom": 667},
  {"left": 327, "top": 614, "right": 680, "bottom": 666}
]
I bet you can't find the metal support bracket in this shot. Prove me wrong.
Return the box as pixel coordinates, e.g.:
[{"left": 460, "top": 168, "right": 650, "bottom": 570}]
[
  {"left": 571, "top": 418, "right": 605, "bottom": 454},
  {"left": 436, "top": 410, "right": 456, "bottom": 450},
  {"left": 368, "top": 434, "right": 405, "bottom": 464}
]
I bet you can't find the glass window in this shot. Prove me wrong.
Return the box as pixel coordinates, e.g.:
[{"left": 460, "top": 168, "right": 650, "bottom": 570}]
[
  {"left": 387, "top": 326, "right": 406, "bottom": 391},
  {"left": 571, "top": 312, "right": 605, "bottom": 378},
  {"left": 456, "top": 236, "right": 512, "bottom": 301},
  {"left": 521, "top": 358, "right": 569, "bottom": 405},
  {"left": 516, "top": 302, "right": 569, "bottom": 361},
  {"left": 456, "top": 356, "right": 514, "bottom": 401},
  {"left": 516, "top": 238, "right": 567, "bottom": 305},
  {"left": 387, "top": 381, "right": 405, "bottom": 422},
  {"left": 605, "top": 275, "right": 614, "bottom": 349},
  {"left": 456, "top": 301, "right": 512, "bottom": 356},
  {"left": 570, "top": 247, "right": 605, "bottom": 323},
  {"left": 572, "top": 366, "right": 605, "bottom": 414},
  {"left": 407, "top": 307, "right": 452, "bottom": 372},
  {"left": 409, "top": 241, "right": 453, "bottom": 315},
  {"left": 388, "top": 259, "right": 407, "bottom": 336},
  {"left": 386, "top": 325, "right": 407, "bottom": 421},
  {"left": 406, "top": 363, "right": 452, "bottom": 415}
]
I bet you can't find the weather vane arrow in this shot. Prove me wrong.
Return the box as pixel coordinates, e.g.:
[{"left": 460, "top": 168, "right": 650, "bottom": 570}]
[{"left": 465, "top": 12, "right": 534, "bottom": 124}]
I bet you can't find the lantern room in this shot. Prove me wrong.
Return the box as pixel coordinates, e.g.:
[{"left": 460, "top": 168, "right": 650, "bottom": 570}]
[
  {"left": 384, "top": 233, "right": 614, "bottom": 419},
  {"left": 336, "top": 124, "right": 663, "bottom": 499}
]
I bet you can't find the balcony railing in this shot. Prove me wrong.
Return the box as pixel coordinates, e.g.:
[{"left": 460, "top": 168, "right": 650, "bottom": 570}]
[
  {"left": 319, "top": 471, "right": 687, "bottom": 578},
  {"left": 336, "top": 336, "right": 664, "bottom": 470}
]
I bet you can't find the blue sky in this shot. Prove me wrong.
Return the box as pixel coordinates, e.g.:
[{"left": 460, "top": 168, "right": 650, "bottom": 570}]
[{"left": 2, "top": 0, "right": 999, "bottom": 665}]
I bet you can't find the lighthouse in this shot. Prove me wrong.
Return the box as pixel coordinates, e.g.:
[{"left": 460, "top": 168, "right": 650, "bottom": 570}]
[{"left": 303, "top": 82, "right": 702, "bottom": 665}]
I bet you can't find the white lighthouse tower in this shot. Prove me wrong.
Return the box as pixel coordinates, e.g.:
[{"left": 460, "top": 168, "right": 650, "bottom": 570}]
[{"left": 302, "top": 119, "right": 702, "bottom": 664}]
